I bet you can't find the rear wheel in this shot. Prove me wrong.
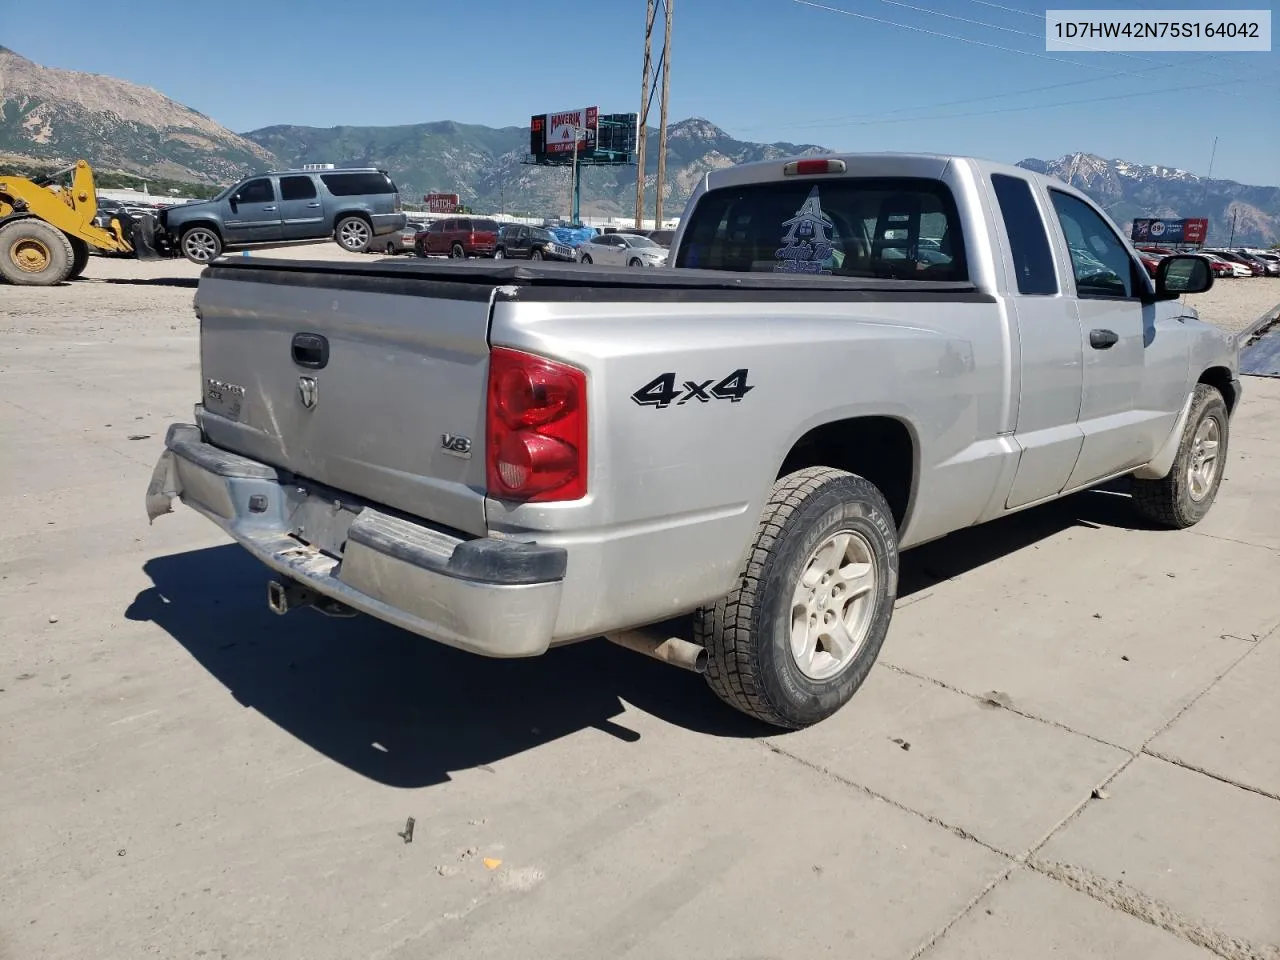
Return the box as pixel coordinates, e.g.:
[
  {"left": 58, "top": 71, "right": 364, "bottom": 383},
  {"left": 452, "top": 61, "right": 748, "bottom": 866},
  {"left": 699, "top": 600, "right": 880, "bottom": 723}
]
[
  {"left": 696, "top": 467, "right": 899, "bottom": 729},
  {"left": 180, "top": 226, "right": 222, "bottom": 264},
  {"left": 1132, "top": 384, "right": 1228, "bottom": 528},
  {"left": 494, "top": 248, "right": 506, "bottom": 259},
  {"left": 335, "top": 216, "right": 371, "bottom": 253},
  {"left": 67, "top": 237, "right": 91, "bottom": 280},
  {"left": 450, "top": 243, "right": 466, "bottom": 259},
  {"left": 0, "top": 218, "right": 75, "bottom": 285},
  {"left": 384, "top": 242, "right": 395, "bottom": 255}
]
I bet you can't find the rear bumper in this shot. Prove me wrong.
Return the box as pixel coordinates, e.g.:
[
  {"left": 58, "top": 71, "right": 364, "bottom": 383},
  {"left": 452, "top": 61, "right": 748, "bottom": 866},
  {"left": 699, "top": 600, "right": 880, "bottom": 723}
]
[
  {"left": 370, "top": 213, "right": 408, "bottom": 236},
  {"left": 146, "top": 424, "right": 566, "bottom": 658}
]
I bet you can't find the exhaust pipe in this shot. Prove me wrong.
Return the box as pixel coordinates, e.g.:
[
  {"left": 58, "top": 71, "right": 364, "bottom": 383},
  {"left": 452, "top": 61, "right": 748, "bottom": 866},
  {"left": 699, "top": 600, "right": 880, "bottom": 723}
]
[
  {"left": 266, "top": 580, "right": 357, "bottom": 618},
  {"left": 607, "top": 626, "right": 707, "bottom": 674}
]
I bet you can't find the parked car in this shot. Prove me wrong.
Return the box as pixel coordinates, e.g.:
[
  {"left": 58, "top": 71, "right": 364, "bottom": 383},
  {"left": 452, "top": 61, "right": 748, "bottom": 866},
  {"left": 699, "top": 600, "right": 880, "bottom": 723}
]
[
  {"left": 1234, "top": 249, "right": 1279, "bottom": 276},
  {"left": 1136, "top": 249, "right": 1164, "bottom": 277},
  {"left": 577, "top": 232, "right": 669, "bottom": 267},
  {"left": 646, "top": 229, "right": 676, "bottom": 248},
  {"left": 369, "top": 221, "right": 425, "bottom": 255},
  {"left": 493, "top": 224, "right": 576, "bottom": 261},
  {"left": 414, "top": 217, "right": 500, "bottom": 258},
  {"left": 1205, "top": 250, "right": 1263, "bottom": 276},
  {"left": 149, "top": 152, "right": 1236, "bottom": 730},
  {"left": 159, "top": 168, "right": 406, "bottom": 264},
  {"left": 1198, "top": 252, "right": 1239, "bottom": 279}
]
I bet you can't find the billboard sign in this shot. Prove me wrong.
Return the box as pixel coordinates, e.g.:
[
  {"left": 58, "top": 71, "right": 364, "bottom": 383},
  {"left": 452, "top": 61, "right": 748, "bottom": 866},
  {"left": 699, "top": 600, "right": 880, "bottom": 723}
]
[
  {"left": 423, "top": 192, "right": 460, "bottom": 214},
  {"left": 540, "top": 107, "right": 598, "bottom": 155},
  {"left": 1131, "top": 217, "right": 1208, "bottom": 244}
]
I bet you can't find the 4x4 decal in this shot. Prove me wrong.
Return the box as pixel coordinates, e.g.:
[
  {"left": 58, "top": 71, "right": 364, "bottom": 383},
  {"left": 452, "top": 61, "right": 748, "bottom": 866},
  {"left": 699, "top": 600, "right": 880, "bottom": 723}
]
[{"left": 631, "top": 369, "right": 754, "bottom": 409}]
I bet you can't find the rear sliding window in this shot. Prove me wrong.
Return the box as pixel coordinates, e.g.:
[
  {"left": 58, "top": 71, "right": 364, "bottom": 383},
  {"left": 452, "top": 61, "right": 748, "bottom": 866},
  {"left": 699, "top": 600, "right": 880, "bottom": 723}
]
[
  {"left": 674, "top": 177, "right": 967, "bottom": 281},
  {"left": 320, "top": 172, "right": 397, "bottom": 196}
]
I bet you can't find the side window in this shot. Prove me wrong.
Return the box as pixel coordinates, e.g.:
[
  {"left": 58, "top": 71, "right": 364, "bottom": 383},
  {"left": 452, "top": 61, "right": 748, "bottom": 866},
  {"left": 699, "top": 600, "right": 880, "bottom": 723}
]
[
  {"left": 279, "top": 176, "right": 317, "bottom": 202},
  {"left": 319, "top": 173, "right": 397, "bottom": 196},
  {"left": 1049, "top": 191, "right": 1136, "bottom": 299},
  {"left": 459, "top": 218, "right": 473, "bottom": 231},
  {"left": 235, "top": 178, "right": 275, "bottom": 204},
  {"left": 429, "top": 221, "right": 445, "bottom": 233},
  {"left": 443, "top": 219, "right": 457, "bottom": 231},
  {"left": 990, "top": 174, "right": 1057, "bottom": 296}
]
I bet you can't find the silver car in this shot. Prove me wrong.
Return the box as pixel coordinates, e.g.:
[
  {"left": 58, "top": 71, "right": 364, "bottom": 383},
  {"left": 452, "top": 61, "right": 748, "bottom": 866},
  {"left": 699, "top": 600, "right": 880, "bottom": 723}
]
[
  {"left": 577, "top": 232, "right": 669, "bottom": 267},
  {"left": 369, "top": 221, "right": 425, "bottom": 255}
]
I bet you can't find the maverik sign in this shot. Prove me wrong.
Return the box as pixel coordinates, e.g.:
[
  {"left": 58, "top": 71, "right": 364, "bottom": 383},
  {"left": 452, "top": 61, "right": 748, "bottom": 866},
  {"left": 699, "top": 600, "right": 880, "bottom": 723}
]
[
  {"left": 539, "top": 107, "right": 599, "bottom": 155},
  {"left": 1131, "top": 217, "right": 1208, "bottom": 244}
]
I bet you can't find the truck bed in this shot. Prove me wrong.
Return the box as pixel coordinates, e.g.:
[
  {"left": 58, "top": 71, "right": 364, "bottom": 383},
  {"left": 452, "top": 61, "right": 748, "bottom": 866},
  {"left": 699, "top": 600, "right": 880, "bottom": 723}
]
[{"left": 202, "top": 256, "right": 989, "bottom": 301}]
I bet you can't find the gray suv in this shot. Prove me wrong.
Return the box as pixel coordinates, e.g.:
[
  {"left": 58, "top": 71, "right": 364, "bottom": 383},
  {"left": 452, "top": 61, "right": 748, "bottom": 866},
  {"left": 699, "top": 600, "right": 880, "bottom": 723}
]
[{"left": 160, "top": 168, "right": 407, "bottom": 264}]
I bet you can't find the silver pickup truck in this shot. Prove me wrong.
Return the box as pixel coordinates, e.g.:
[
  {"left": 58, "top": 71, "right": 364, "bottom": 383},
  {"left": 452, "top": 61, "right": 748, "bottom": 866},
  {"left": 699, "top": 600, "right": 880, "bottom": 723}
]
[{"left": 146, "top": 153, "right": 1239, "bottom": 729}]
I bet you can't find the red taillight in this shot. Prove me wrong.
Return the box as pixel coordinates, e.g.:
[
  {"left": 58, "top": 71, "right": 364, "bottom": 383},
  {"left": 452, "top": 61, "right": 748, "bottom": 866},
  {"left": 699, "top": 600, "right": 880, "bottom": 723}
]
[
  {"left": 486, "top": 347, "right": 587, "bottom": 502},
  {"left": 783, "top": 158, "right": 848, "bottom": 176}
]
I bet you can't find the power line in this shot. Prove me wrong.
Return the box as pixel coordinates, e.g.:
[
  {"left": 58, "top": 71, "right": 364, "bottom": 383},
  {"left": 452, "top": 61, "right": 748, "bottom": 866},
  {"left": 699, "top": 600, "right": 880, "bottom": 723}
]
[
  {"left": 774, "top": 75, "right": 1241, "bottom": 131},
  {"left": 732, "top": 55, "right": 1211, "bottom": 131}
]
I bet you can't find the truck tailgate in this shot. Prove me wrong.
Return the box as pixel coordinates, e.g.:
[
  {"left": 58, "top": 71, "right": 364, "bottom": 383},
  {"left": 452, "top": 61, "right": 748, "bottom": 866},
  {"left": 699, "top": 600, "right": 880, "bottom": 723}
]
[{"left": 194, "top": 261, "right": 491, "bottom": 537}]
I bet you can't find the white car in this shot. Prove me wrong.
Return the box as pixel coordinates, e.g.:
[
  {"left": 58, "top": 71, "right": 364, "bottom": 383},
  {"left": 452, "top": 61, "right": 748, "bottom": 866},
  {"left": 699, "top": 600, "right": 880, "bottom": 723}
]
[{"left": 577, "top": 232, "right": 669, "bottom": 267}]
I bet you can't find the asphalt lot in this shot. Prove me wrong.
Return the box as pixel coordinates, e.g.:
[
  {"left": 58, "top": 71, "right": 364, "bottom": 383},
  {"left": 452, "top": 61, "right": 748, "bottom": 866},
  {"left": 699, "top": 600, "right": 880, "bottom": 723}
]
[{"left": 2, "top": 250, "right": 1279, "bottom": 960}]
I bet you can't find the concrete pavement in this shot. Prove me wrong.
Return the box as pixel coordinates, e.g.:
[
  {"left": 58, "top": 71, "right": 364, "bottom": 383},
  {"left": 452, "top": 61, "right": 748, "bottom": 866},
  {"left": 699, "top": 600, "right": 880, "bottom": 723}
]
[{"left": 2, "top": 260, "right": 1278, "bottom": 960}]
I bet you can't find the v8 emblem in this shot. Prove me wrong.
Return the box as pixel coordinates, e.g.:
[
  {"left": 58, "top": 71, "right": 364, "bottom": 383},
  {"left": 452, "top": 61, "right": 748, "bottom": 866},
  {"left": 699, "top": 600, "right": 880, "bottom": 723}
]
[{"left": 441, "top": 433, "right": 472, "bottom": 459}]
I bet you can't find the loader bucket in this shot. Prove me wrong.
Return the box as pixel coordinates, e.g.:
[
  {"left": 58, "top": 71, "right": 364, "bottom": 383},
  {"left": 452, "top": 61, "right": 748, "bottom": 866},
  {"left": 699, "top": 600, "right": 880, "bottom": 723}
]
[{"left": 128, "top": 214, "right": 164, "bottom": 261}]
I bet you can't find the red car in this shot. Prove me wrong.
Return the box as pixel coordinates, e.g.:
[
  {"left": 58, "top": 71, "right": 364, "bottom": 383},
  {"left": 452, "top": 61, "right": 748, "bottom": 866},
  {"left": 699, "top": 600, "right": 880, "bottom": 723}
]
[
  {"left": 1137, "top": 250, "right": 1164, "bottom": 277},
  {"left": 414, "top": 217, "right": 500, "bottom": 258}
]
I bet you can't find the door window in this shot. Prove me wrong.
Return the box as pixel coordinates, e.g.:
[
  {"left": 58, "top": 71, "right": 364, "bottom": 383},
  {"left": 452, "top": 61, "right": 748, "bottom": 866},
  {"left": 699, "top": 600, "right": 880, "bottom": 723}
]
[
  {"left": 235, "top": 178, "right": 275, "bottom": 204},
  {"left": 280, "top": 176, "right": 317, "bottom": 201},
  {"left": 1049, "top": 191, "right": 1137, "bottom": 299}
]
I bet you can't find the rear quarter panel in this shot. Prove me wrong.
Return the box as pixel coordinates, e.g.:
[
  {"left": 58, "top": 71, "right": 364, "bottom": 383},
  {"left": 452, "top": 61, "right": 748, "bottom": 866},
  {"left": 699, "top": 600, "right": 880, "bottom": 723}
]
[{"left": 487, "top": 293, "right": 1010, "bottom": 641}]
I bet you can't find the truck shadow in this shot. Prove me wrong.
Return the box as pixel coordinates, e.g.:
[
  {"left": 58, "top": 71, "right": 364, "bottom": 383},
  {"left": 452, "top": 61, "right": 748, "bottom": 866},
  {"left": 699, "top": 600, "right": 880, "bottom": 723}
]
[{"left": 126, "top": 485, "right": 1147, "bottom": 788}]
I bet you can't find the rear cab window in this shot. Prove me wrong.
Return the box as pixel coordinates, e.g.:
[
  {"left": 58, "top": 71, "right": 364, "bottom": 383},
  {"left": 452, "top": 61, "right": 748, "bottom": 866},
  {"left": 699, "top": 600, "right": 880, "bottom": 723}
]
[
  {"left": 319, "top": 172, "right": 398, "bottom": 197},
  {"left": 675, "top": 177, "right": 967, "bottom": 281}
]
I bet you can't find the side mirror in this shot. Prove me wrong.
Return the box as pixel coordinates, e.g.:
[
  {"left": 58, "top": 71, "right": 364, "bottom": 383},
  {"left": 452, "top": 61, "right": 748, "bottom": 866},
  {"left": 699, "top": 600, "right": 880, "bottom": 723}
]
[{"left": 1155, "top": 254, "right": 1213, "bottom": 298}]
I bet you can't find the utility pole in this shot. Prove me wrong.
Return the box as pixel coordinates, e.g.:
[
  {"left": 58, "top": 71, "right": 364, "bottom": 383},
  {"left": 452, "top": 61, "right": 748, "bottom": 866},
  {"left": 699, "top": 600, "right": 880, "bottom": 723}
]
[
  {"left": 1228, "top": 209, "right": 1238, "bottom": 248},
  {"left": 635, "top": 0, "right": 656, "bottom": 229},
  {"left": 571, "top": 128, "right": 581, "bottom": 225},
  {"left": 654, "top": 0, "right": 674, "bottom": 227}
]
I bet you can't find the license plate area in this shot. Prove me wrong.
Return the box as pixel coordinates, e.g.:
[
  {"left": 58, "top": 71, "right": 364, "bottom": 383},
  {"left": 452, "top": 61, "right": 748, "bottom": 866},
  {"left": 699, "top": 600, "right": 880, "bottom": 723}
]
[{"left": 285, "top": 489, "right": 361, "bottom": 559}]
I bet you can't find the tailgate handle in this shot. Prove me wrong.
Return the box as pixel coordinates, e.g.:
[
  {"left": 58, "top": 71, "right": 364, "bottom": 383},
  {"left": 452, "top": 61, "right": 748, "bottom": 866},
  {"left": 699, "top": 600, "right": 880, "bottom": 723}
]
[{"left": 291, "top": 333, "right": 329, "bottom": 369}]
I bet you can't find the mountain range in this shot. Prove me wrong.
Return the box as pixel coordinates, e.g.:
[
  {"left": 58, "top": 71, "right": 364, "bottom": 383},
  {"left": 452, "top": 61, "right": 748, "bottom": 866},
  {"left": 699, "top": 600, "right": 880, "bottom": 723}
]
[{"left": 1, "top": 45, "right": 1276, "bottom": 245}]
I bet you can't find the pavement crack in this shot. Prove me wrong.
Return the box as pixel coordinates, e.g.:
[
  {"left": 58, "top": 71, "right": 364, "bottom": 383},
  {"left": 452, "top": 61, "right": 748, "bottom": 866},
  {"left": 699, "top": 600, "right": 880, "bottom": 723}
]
[
  {"left": 759, "top": 740, "right": 1011, "bottom": 859},
  {"left": 1028, "top": 859, "right": 1280, "bottom": 960},
  {"left": 1140, "top": 748, "right": 1280, "bottom": 803},
  {"left": 878, "top": 662, "right": 1129, "bottom": 753}
]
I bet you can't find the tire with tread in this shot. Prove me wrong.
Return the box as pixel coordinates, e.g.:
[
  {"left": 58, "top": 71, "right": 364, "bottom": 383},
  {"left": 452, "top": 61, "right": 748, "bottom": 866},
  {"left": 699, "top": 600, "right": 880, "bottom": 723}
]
[
  {"left": 180, "top": 226, "right": 222, "bottom": 264},
  {"left": 696, "top": 466, "right": 899, "bottom": 729},
  {"left": 67, "top": 236, "right": 91, "bottom": 280},
  {"left": 335, "top": 216, "right": 372, "bottom": 253},
  {"left": 0, "top": 218, "right": 75, "bottom": 285},
  {"left": 1132, "top": 383, "right": 1228, "bottom": 528}
]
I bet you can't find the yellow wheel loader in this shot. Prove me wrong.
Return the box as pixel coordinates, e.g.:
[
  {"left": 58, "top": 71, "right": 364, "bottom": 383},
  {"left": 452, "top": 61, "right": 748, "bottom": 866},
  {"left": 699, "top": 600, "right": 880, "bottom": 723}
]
[{"left": 0, "top": 159, "right": 164, "bottom": 286}]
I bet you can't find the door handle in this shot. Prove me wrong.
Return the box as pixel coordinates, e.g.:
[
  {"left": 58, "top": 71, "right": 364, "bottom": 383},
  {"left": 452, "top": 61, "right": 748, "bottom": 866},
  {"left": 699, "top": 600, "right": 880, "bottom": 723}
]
[
  {"left": 291, "top": 332, "right": 329, "bottom": 369},
  {"left": 1089, "top": 328, "right": 1119, "bottom": 349},
  {"left": 263, "top": 205, "right": 277, "bottom": 211},
  {"left": 306, "top": 202, "right": 321, "bottom": 208}
]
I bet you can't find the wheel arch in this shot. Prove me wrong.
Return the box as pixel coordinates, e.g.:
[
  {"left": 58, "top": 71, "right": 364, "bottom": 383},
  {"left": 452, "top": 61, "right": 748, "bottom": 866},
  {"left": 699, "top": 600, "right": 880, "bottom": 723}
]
[
  {"left": 1198, "top": 365, "right": 1239, "bottom": 413},
  {"left": 332, "top": 210, "right": 373, "bottom": 231},
  {"left": 775, "top": 414, "right": 919, "bottom": 532},
  {"left": 175, "top": 219, "right": 223, "bottom": 238}
]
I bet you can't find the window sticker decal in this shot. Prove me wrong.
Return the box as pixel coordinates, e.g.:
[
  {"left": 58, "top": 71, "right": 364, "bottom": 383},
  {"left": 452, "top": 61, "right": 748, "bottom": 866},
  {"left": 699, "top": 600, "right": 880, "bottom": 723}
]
[{"left": 774, "top": 186, "right": 835, "bottom": 275}]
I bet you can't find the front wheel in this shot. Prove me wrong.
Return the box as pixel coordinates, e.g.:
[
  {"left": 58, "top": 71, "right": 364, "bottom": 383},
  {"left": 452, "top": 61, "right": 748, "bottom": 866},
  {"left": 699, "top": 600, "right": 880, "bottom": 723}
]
[
  {"left": 628, "top": 257, "right": 642, "bottom": 268},
  {"left": 335, "top": 217, "right": 371, "bottom": 253},
  {"left": 531, "top": 248, "right": 544, "bottom": 261},
  {"left": 68, "top": 237, "right": 91, "bottom": 280},
  {"left": 0, "top": 218, "right": 75, "bottom": 285},
  {"left": 579, "top": 254, "right": 593, "bottom": 265},
  {"left": 494, "top": 248, "right": 505, "bottom": 259},
  {"left": 1132, "top": 384, "right": 1229, "bottom": 528},
  {"left": 697, "top": 467, "right": 899, "bottom": 729},
  {"left": 180, "top": 226, "right": 222, "bottom": 264}
]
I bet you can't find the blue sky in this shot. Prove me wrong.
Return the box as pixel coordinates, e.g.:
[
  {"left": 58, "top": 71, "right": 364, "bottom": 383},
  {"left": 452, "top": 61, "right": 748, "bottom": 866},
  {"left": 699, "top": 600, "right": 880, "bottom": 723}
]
[{"left": 8, "top": 0, "right": 1280, "bottom": 184}]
